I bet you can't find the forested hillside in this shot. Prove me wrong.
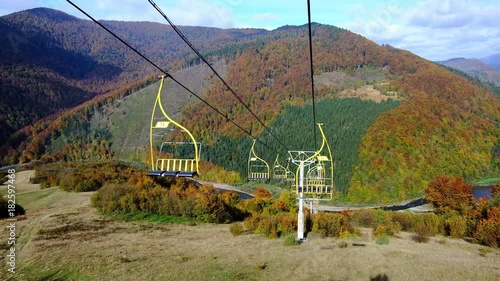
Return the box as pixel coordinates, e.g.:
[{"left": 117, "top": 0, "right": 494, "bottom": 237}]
[
  {"left": 0, "top": 8, "right": 267, "bottom": 145},
  {"left": 179, "top": 24, "right": 499, "bottom": 203},
  {"left": 439, "top": 58, "right": 500, "bottom": 86},
  {"left": 0, "top": 9, "right": 498, "bottom": 204}
]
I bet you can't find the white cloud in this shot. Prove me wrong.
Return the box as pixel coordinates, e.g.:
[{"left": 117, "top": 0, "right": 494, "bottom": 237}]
[
  {"left": 156, "top": 0, "right": 236, "bottom": 28},
  {"left": 343, "top": 0, "right": 500, "bottom": 60},
  {"left": 1, "top": 0, "right": 498, "bottom": 60}
]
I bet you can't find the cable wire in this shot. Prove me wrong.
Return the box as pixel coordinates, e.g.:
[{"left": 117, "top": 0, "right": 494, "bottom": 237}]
[
  {"left": 307, "top": 0, "right": 318, "bottom": 149},
  {"left": 65, "top": 0, "right": 283, "bottom": 156},
  {"left": 147, "top": 0, "right": 290, "bottom": 153}
]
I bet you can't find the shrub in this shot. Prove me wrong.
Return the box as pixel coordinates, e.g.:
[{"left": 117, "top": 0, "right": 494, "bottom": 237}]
[
  {"left": 492, "top": 183, "right": 500, "bottom": 197},
  {"left": 0, "top": 196, "right": 26, "bottom": 218},
  {"left": 278, "top": 190, "right": 297, "bottom": 213},
  {"left": 33, "top": 161, "right": 143, "bottom": 192},
  {"left": 255, "top": 214, "right": 280, "bottom": 238},
  {"left": 373, "top": 225, "right": 388, "bottom": 238},
  {"left": 93, "top": 176, "right": 243, "bottom": 224},
  {"left": 474, "top": 220, "right": 500, "bottom": 247},
  {"left": 91, "top": 183, "right": 134, "bottom": 214},
  {"left": 229, "top": 222, "right": 244, "bottom": 236},
  {"left": 351, "top": 209, "right": 402, "bottom": 237},
  {"left": 312, "top": 212, "right": 353, "bottom": 238},
  {"left": 238, "top": 187, "right": 275, "bottom": 214},
  {"left": 411, "top": 234, "right": 429, "bottom": 243},
  {"left": 424, "top": 175, "right": 475, "bottom": 215},
  {"left": 254, "top": 212, "right": 296, "bottom": 238},
  {"left": 0, "top": 171, "right": 7, "bottom": 184},
  {"left": 339, "top": 229, "right": 359, "bottom": 239},
  {"left": 243, "top": 212, "right": 261, "bottom": 231},
  {"left": 376, "top": 212, "right": 401, "bottom": 236},
  {"left": 414, "top": 213, "right": 440, "bottom": 238},
  {"left": 376, "top": 235, "right": 390, "bottom": 245},
  {"left": 391, "top": 211, "right": 416, "bottom": 231},
  {"left": 473, "top": 206, "right": 500, "bottom": 247},
  {"left": 445, "top": 215, "right": 468, "bottom": 238},
  {"left": 283, "top": 234, "right": 299, "bottom": 246},
  {"left": 351, "top": 208, "right": 378, "bottom": 228},
  {"left": 489, "top": 192, "right": 500, "bottom": 208}
]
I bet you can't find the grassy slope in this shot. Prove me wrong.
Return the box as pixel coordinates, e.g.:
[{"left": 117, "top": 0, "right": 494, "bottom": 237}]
[
  {"left": 1, "top": 170, "right": 499, "bottom": 281},
  {"left": 56, "top": 61, "right": 227, "bottom": 164}
]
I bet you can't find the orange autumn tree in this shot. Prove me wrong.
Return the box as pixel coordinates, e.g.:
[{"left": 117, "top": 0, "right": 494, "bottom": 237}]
[{"left": 424, "top": 175, "right": 475, "bottom": 215}]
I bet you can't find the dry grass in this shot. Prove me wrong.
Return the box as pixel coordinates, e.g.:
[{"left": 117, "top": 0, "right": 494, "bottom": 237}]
[
  {"left": 337, "top": 85, "right": 402, "bottom": 103},
  {"left": 1, "top": 171, "right": 500, "bottom": 281}
]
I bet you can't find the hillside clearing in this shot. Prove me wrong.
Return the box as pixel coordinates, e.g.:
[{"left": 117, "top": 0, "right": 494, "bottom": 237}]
[{"left": 1, "top": 171, "right": 499, "bottom": 281}]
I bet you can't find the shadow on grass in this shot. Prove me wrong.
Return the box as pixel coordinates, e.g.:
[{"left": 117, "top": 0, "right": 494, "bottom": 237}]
[{"left": 370, "top": 274, "right": 389, "bottom": 281}]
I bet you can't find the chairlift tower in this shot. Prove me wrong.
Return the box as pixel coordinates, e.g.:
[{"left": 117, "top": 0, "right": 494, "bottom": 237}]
[
  {"left": 288, "top": 150, "right": 317, "bottom": 241},
  {"left": 288, "top": 123, "right": 334, "bottom": 241}
]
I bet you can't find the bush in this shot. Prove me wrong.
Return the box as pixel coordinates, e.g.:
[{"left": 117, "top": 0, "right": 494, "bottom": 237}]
[
  {"left": 473, "top": 206, "right": 500, "bottom": 247},
  {"left": 351, "top": 208, "right": 378, "bottom": 228},
  {"left": 283, "top": 234, "right": 299, "bottom": 246},
  {"left": 237, "top": 187, "right": 275, "bottom": 214},
  {"left": 312, "top": 212, "right": 353, "bottom": 238},
  {"left": 411, "top": 234, "right": 429, "bottom": 243},
  {"left": 92, "top": 176, "right": 243, "bottom": 224},
  {"left": 91, "top": 183, "right": 134, "bottom": 214},
  {"left": 254, "top": 212, "right": 296, "bottom": 238},
  {"left": 33, "top": 161, "right": 143, "bottom": 192},
  {"left": 414, "top": 213, "right": 440, "bottom": 238},
  {"left": 376, "top": 212, "right": 401, "bottom": 236},
  {"left": 391, "top": 211, "right": 416, "bottom": 232},
  {"left": 229, "top": 222, "right": 244, "bottom": 236},
  {"left": 492, "top": 183, "right": 500, "bottom": 197},
  {"left": 424, "top": 175, "right": 475, "bottom": 215},
  {"left": 351, "top": 209, "right": 401, "bottom": 237},
  {"left": 243, "top": 212, "right": 261, "bottom": 231},
  {"left": 376, "top": 235, "right": 390, "bottom": 245},
  {"left": 60, "top": 172, "right": 103, "bottom": 192},
  {"left": 0, "top": 196, "right": 26, "bottom": 218},
  {"left": 445, "top": 215, "right": 468, "bottom": 238}
]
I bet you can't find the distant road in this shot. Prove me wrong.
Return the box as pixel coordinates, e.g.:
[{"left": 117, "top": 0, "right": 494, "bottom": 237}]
[
  {"left": 0, "top": 163, "right": 31, "bottom": 171},
  {"left": 194, "top": 180, "right": 254, "bottom": 200},
  {"left": 194, "top": 179, "right": 431, "bottom": 212}
]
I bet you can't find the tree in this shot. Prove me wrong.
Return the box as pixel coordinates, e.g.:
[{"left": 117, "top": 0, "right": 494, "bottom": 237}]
[{"left": 424, "top": 175, "right": 475, "bottom": 215}]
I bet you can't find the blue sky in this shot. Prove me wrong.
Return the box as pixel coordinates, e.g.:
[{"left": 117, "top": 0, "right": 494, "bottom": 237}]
[{"left": 1, "top": 0, "right": 499, "bottom": 61}]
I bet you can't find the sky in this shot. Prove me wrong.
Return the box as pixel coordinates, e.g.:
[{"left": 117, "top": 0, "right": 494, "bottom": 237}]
[{"left": 1, "top": 0, "right": 499, "bottom": 61}]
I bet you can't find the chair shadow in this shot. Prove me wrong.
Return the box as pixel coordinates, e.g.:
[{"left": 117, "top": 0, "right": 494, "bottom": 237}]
[{"left": 370, "top": 274, "right": 389, "bottom": 281}]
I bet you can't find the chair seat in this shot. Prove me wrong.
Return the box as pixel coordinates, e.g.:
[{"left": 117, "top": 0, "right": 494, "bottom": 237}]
[{"left": 148, "top": 170, "right": 197, "bottom": 177}]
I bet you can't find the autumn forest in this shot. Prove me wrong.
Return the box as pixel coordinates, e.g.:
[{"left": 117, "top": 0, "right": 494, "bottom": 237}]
[{"left": 0, "top": 8, "right": 499, "bottom": 205}]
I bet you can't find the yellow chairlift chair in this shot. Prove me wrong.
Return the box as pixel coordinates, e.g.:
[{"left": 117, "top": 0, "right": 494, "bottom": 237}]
[
  {"left": 147, "top": 75, "right": 200, "bottom": 178},
  {"left": 247, "top": 139, "right": 270, "bottom": 181}
]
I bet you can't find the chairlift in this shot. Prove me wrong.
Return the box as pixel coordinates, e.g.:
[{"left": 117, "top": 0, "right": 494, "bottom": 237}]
[
  {"left": 272, "top": 154, "right": 294, "bottom": 182},
  {"left": 294, "top": 124, "right": 334, "bottom": 199},
  {"left": 147, "top": 75, "right": 200, "bottom": 178},
  {"left": 247, "top": 139, "right": 270, "bottom": 181}
]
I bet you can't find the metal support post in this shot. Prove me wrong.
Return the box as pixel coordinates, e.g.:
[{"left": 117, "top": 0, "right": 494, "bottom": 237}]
[{"left": 297, "top": 163, "right": 305, "bottom": 241}]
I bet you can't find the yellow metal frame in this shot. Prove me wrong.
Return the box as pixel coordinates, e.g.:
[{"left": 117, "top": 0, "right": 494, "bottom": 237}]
[
  {"left": 294, "top": 124, "right": 334, "bottom": 198},
  {"left": 272, "top": 154, "right": 294, "bottom": 182},
  {"left": 247, "top": 139, "right": 270, "bottom": 181},
  {"left": 149, "top": 75, "right": 200, "bottom": 175}
]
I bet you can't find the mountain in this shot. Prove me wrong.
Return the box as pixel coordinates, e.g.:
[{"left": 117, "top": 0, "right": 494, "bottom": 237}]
[
  {"left": 0, "top": 8, "right": 267, "bottom": 142},
  {"left": 0, "top": 8, "right": 498, "bottom": 204},
  {"left": 480, "top": 53, "right": 500, "bottom": 71},
  {"left": 438, "top": 57, "right": 500, "bottom": 86}
]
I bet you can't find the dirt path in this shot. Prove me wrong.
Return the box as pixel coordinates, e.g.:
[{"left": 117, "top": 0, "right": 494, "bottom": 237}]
[{"left": 1, "top": 171, "right": 499, "bottom": 281}]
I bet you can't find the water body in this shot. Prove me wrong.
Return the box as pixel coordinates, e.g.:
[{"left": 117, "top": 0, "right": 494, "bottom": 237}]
[{"left": 472, "top": 186, "right": 493, "bottom": 199}]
